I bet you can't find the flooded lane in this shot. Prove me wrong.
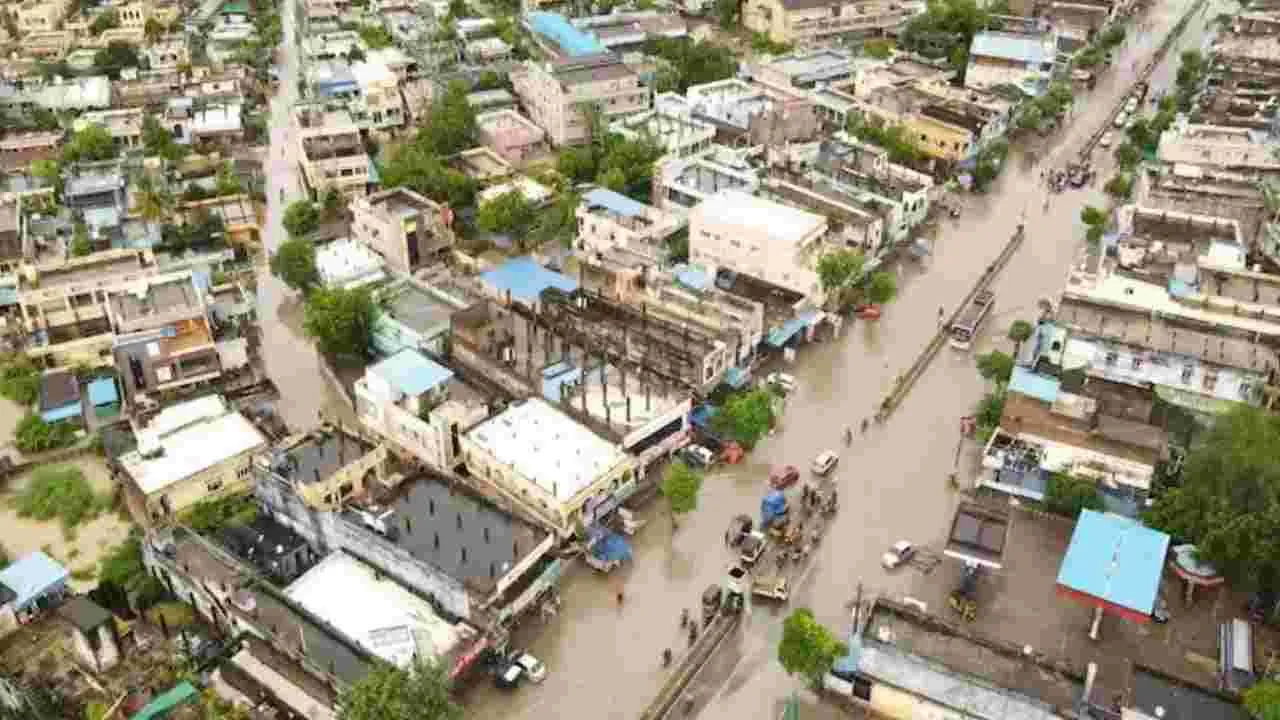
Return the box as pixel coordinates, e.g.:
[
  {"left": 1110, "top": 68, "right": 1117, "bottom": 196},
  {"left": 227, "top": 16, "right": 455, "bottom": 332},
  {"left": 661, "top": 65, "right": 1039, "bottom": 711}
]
[{"left": 462, "top": 0, "right": 1209, "bottom": 716}]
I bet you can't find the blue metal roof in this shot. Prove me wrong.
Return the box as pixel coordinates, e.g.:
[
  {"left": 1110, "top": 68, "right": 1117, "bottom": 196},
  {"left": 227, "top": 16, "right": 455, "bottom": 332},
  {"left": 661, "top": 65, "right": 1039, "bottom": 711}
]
[
  {"left": 766, "top": 317, "right": 807, "bottom": 347},
  {"left": 969, "top": 32, "right": 1055, "bottom": 66},
  {"left": 1008, "top": 367, "right": 1060, "bottom": 404},
  {"left": 1056, "top": 510, "right": 1169, "bottom": 616},
  {"left": 480, "top": 256, "right": 578, "bottom": 305},
  {"left": 540, "top": 360, "right": 582, "bottom": 403},
  {"left": 41, "top": 404, "right": 83, "bottom": 423},
  {"left": 369, "top": 349, "right": 454, "bottom": 397},
  {"left": 0, "top": 551, "right": 68, "bottom": 611},
  {"left": 674, "top": 264, "right": 711, "bottom": 292},
  {"left": 527, "top": 12, "right": 606, "bottom": 57},
  {"left": 583, "top": 187, "right": 647, "bottom": 218},
  {"left": 723, "top": 366, "right": 749, "bottom": 389},
  {"left": 87, "top": 377, "right": 119, "bottom": 406}
]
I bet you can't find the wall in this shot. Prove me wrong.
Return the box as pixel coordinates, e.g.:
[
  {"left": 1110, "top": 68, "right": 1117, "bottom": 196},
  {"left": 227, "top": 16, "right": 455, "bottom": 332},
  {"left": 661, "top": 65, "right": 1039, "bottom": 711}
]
[
  {"left": 144, "top": 447, "right": 260, "bottom": 519},
  {"left": 254, "top": 475, "right": 472, "bottom": 619},
  {"left": 295, "top": 444, "right": 389, "bottom": 510}
]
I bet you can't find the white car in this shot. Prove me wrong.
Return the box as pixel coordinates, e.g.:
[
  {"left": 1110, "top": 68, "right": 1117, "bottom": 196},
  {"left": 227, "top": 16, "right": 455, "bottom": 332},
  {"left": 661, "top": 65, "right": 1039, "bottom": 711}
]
[
  {"left": 1113, "top": 111, "right": 1128, "bottom": 129},
  {"left": 811, "top": 450, "right": 838, "bottom": 475},
  {"left": 881, "top": 540, "right": 916, "bottom": 569},
  {"left": 766, "top": 372, "right": 797, "bottom": 393},
  {"left": 1099, "top": 131, "right": 1115, "bottom": 148},
  {"left": 513, "top": 651, "right": 547, "bottom": 683},
  {"left": 1124, "top": 97, "right": 1138, "bottom": 114}
]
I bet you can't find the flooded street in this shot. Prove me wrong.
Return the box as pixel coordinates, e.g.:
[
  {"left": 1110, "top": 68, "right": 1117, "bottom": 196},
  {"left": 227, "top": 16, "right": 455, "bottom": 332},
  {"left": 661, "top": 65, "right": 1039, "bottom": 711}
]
[{"left": 458, "top": 0, "right": 1213, "bottom": 716}]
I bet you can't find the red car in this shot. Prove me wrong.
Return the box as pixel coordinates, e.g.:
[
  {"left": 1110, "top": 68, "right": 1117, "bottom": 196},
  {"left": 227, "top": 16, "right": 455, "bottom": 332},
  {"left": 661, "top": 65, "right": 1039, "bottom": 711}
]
[
  {"left": 769, "top": 465, "right": 800, "bottom": 489},
  {"left": 855, "top": 304, "right": 882, "bottom": 320}
]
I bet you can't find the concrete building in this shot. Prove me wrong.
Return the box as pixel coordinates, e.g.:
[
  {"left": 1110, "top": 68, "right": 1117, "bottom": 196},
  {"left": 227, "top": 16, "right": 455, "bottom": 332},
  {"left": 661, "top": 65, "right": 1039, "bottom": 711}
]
[
  {"left": 15, "top": 0, "right": 70, "bottom": 33},
  {"left": 350, "top": 187, "right": 455, "bottom": 274},
  {"left": 0, "top": 198, "right": 24, "bottom": 271},
  {"left": 355, "top": 348, "right": 487, "bottom": 471},
  {"left": 575, "top": 187, "right": 684, "bottom": 297},
  {"left": 371, "top": 271, "right": 481, "bottom": 357},
  {"left": 461, "top": 397, "right": 636, "bottom": 535},
  {"left": 294, "top": 106, "right": 372, "bottom": 197},
  {"left": 1203, "top": 12, "right": 1280, "bottom": 130},
  {"left": 689, "top": 188, "right": 827, "bottom": 298},
  {"left": 750, "top": 48, "right": 857, "bottom": 91},
  {"left": 966, "top": 30, "right": 1058, "bottom": 97},
  {"left": 682, "top": 78, "right": 821, "bottom": 146},
  {"left": 315, "top": 238, "right": 386, "bottom": 288},
  {"left": 654, "top": 144, "right": 763, "bottom": 212},
  {"left": 119, "top": 395, "right": 266, "bottom": 521},
  {"left": 741, "top": 0, "right": 915, "bottom": 47},
  {"left": 610, "top": 106, "right": 716, "bottom": 159},
  {"left": 259, "top": 424, "right": 389, "bottom": 511},
  {"left": 0, "top": 131, "right": 62, "bottom": 172},
  {"left": 1156, "top": 119, "right": 1280, "bottom": 175},
  {"left": 475, "top": 108, "right": 548, "bottom": 164},
  {"left": 762, "top": 177, "right": 887, "bottom": 253},
  {"left": 858, "top": 80, "right": 1014, "bottom": 163},
  {"left": 73, "top": 108, "right": 144, "bottom": 151},
  {"left": 348, "top": 60, "right": 405, "bottom": 130},
  {"left": 510, "top": 54, "right": 650, "bottom": 147},
  {"left": 571, "top": 10, "right": 687, "bottom": 54}
]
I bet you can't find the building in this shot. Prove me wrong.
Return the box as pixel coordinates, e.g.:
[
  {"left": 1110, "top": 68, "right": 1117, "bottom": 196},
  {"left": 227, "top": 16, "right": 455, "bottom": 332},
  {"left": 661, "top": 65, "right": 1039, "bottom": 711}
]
[
  {"left": 0, "top": 552, "right": 68, "bottom": 635},
  {"left": 316, "top": 238, "right": 386, "bottom": 288},
  {"left": 38, "top": 369, "right": 81, "bottom": 424},
  {"left": 58, "top": 597, "right": 120, "bottom": 673},
  {"left": 1202, "top": 12, "right": 1280, "bottom": 130},
  {"left": 966, "top": 30, "right": 1058, "bottom": 97},
  {"left": 689, "top": 188, "right": 827, "bottom": 298},
  {"left": 751, "top": 48, "right": 857, "bottom": 91},
  {"left": 574, "top": 187, "right": 685, "bottom": 296},
  {"left": 655, "top": 145, "right": 763, "bottom": 212},
  {"left": 510, "top": 54, "right": 650, "bottom": 147},
  {"left": 610, "top": 106, "right": 716, "bottom": 159},
  {"left": 260, "top": 424, "right": 389, "bottom": 511},
  {"left": 349, "top": 60, "right": 405, "bottom": 130},
  {"left": 350, "top": 187, "right": 455, "bottom": 274},
  {"left": 294, "top": 106, "right": 372, "bottom": 197},
  {"left": 0, "top": 197, "right": 24, "bottom": 272},
  {"left": 371, "top": 272, "right": 481, "bottom": 357},
  {"left": 119, "top": 395, "right": 267, "bottom": 521},
  {"left": 355, "top": 348, "right": 488, "bottom": 471},
  {"left": 857, "top": 80, "right": 1014, "bottom": 163},
  {"left": 525, "top": 11, "right": 608, "bottom": 57},
  {"left": 0, "top": 131, "right": 61, "bottom": 172},
  {"left": 1156, "top": 119, "right": 1280, "bottom": 175},
  {"left": 476, "top": 108, "right": 548, "bottom": 164},
  {"left": 461, "top": 397, "right": 636, "bottom": 535},
  {"left": 74, "top": 108, "right": 145, "bottom": 151},
  {"left": 741, "top": 0, "right": 915, "bottom": 46},
  {"left": 284, "top": 551, "right": 478, "bottom": 670},
  {"left": 681, "top": 78, "right": 821, "bottom": 146},
  {"left": 15, "top": 0, "right": 70, "bottom": 33},
  {"left": 571, "top": 10, "right": 687, "bottom": 54}
]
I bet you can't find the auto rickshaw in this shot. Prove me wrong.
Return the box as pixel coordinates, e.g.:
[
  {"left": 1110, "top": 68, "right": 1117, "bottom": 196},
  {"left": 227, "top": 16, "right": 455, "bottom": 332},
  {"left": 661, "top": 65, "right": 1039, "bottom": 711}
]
[{"left": 701, "top": 584, "right": 722, "bottom": 625}]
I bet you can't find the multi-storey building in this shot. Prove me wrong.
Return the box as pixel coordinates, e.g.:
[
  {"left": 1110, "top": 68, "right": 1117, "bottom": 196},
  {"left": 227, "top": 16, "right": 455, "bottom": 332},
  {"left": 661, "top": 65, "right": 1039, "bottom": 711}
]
[{"left": 510, "top": 54, "right": 650, "bottom": 147}]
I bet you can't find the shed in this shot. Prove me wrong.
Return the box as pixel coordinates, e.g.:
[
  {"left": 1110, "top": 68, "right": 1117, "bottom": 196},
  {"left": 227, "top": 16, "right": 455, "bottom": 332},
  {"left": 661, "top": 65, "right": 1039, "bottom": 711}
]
[
  {"left": 39, "top": 370, "right": 82, "bottom": 424},
  {"left": 88, "top": 377, "right": 121, "bottom": 418},
  {"left": 0, "top": 551, "right": 69, "bottom": 612},
  {"left": 1056, "top": 510, "right": 1169, "bottom": 627},
  {"left": 479, "top": 256, "right": 577, "bottom": 307},
  {"left": 368, "top": 348, "right": 454, "bottom": 398}
]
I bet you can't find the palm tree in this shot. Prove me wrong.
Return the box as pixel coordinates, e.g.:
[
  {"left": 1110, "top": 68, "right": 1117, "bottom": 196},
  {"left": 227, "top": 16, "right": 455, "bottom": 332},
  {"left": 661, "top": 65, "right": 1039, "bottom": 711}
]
[
  {"left": 1008, "top": 320, "right": 1034, "bottom": 357},
  {"left": 132, "top": 171, "right": 173, "bottom": 247}
]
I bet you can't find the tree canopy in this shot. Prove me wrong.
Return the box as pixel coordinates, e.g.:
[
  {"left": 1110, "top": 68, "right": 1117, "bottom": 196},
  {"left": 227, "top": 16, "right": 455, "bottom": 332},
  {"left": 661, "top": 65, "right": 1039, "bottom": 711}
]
[
  {"left": 778, "top": 608, "right": 845, "bottom": 685},
  {"left": 1244, "top": 680, "right": 1280, "bottom": 720},
  {"left": 62, "top": 124, "right": 118, "bottom": 164},
  {"left": 865, "top": 271, "right": 897, "bottom": 305},
  {"left": 142, "top": 115, "right": 188, "bottom": 164},
  {"left": 847, "top": 116, "right": 926, "bottom": 165},
  {"left": 1080, "top": 205, "right": 1106, "bottom": 227},
  {"left": 304, "top": 287, "right": 378, "bottom": 362},
  {"left": 1145, "top": 405, "right": 1280, "bottom": 590},
  {"left": 0, "top": 356, "right": 41, "bottom": 406},
  {"left": 15, "top": 414, "right": 76, "bottom": 453},
  {"left": 816, "top": 249, "right": 866, "bottom": 296},
  {"left": 1044, "top": 473, "right": 1104, "bottom": 518},
  {"left": 16, "top": 465, "right": 103, "bottom": 529},
  {"left": 477, "top": 190, "right": 536, "bottom": 236},
  {"left": 899, "top": 0, "right": 996, "bottom": 79},
  {"left": 645, "top": 37, "right": 737, "bottom": 93},
  {"left": 713, "top": 388, "right": 776, "bottom": 449},
  {"left": 1007, "top": 320, "right": 1033, "bottom": 345},
  {"left": 555, "top": 134, "right": 664, "bottom": 201},
  {"left": 271, "top": 238, "right": 320, "bottom": 294},
  {"left": 283, "top": 200, "right": 320, "bottom": 239},
  {"left": 660, "top": 459, "right": 703, "bottom": 518},
  {"left": 379, "top": 142, "right": 477, "bottom": 209},
  {"left": 975, "top": 350, "right": 1013, "bottom": 385},
  {"left": 336, "top": 657, "right": 462, "bottom": 720},
  {"left": 93, "top": 41, "right": 140, "bottom": 79},
  {"left": 419, "top": 81, "right": 477, "bottom": 157}
]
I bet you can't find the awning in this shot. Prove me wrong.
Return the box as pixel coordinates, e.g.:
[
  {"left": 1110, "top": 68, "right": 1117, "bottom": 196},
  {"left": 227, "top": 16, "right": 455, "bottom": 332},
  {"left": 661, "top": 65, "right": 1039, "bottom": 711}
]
[
  {"left": 766, "top": 317, "right": 808, "bottom": 348},
  {"left": 41, "top": 403, "right": 82, "bottom": 423}
]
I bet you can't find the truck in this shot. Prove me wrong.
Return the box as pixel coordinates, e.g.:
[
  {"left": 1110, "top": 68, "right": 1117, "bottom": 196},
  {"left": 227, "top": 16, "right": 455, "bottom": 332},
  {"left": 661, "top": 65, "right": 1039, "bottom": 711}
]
[
  {"left": 948, "top": 290, "right": 995, "bottom": 351},
  {"left": 751, "top": 575, "right": 789, "bottom": 602},
  {"left": 739, "top": 531, "right": 768, "bottom": 566}
]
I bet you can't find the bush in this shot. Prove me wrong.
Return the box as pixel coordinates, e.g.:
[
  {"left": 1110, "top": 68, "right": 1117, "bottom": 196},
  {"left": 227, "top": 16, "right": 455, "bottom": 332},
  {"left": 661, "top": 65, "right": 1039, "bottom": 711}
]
[
  {"left": 974, "top": 389, "right": 1006, "bottom": 442},
  {"left": 0, "top": 357, "right": 41, "bottom": 405},
  {"left": 181, "top": 492, "right": 258, "bottom": 533},
  {"left": 15, "top": 465, "right": 105, "bottom": 529},
  {"left": 1045, "top": 473, "right": 1104, "bottom": 518},
  {"left": 14, "top": 414, "right": 77, "bottom": 453}
]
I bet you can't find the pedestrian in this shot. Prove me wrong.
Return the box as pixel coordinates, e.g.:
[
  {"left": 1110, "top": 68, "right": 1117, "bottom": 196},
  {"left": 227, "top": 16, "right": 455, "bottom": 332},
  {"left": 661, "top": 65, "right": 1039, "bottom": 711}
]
[{"left": 617, "top": 590, "right": 624, "bottom": 606}]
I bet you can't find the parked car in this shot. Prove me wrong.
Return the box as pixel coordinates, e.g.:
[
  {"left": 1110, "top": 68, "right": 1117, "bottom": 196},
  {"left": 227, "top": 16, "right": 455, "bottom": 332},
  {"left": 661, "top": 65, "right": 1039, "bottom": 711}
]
[
  {"left": 881, "top": 540, "right": 916, "bottom": 569},
  {"left": 811, "top": 450, "right": 838, "bottom": 476},
  {"left": 1099, "top": 131, "right": 1115, "bottom": 148},
  {"left": 1113, "top": 112, "right": 1128, "bottom": 128},
  {"left": 766, "top": 372, "right": 797, "bottom": 394},
  {"left": 1124, "top": 96, "right": 1138, "bottom": 114},
  {"left": 512, "top": 651, "right": 547, "bottom": 683},
  {"left": 769, "top": 465, "right": 800, "bottom": 489},
  {"left": 494, "top": 661, "right": 524, "bottom": 689},
  {"left": 680, "top": 444, "right": 716, "bottom": 468}
]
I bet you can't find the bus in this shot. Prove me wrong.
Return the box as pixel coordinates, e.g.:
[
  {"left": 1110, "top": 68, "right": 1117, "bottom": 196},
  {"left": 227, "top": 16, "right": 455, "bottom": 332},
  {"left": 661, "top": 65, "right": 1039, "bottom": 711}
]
[{"left": 948, "top": 290, "right": 994, "bottom": 351}]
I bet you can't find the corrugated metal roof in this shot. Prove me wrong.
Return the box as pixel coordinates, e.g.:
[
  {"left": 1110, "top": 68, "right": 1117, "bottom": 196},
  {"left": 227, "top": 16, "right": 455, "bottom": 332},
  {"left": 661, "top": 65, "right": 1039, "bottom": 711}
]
[
  {"left": 1008, "top": 367, "right": 1060, "bottom": 404},
  {"left": 969, "top": 32, "right": 1054, "bottom": 65},
  {"left": 0, "top": 552, "right": 68, "bottom": 611},
  {"left": 480, "top": 256, "right": 578, "bottom": 305},
  {"left": 583, "top": 187, "right": 647, "bottom": 218},
  {"left": 369, "top": 348, "right": 454, "bottom": 397},
  {"left": 1056, "top": 510, "right": 1169, "bottom": 615}
]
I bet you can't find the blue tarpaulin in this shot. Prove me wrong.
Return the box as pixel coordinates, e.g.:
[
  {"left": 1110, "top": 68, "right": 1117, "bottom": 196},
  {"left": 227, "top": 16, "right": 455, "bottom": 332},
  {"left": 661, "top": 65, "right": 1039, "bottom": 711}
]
[
  {"left": 723, "top": 366, "right": 749, "bottom": 389},
  {"left": 766, "top": 317, "right": 807, "bottom": 348},
  {"left": 527, "top": 12, "right": 607, "bottom": 56},
  {"left": 689, "top": 403, "right": 718, "bottom": 430},
  {"left": 761, "top": 491, "right": 787, "bottom": 526},
  {"left": 591, "top": 529, "right": 632, "bottom": 563},
  {"left": 674, "top": 264, "right": 711, "bottom": 292}
]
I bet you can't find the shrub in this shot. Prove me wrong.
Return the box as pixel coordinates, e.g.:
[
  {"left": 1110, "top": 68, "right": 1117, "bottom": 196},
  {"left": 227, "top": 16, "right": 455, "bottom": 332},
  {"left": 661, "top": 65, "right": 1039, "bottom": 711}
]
[
  {"left": 0, "top": 357, "right": 41, "bottom": 405},
  {"left": 14, "top": 414, "right": 77, "bottom": 453},
  {"left": 15, "top": 464, "right": 104, "bottom": 529}
]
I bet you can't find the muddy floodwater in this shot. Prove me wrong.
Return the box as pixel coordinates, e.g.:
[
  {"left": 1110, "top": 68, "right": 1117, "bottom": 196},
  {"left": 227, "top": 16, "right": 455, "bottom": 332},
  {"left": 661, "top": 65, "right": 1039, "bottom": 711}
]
[{"left": 255, "top": 0, "right": 1216, "bottom": 715}]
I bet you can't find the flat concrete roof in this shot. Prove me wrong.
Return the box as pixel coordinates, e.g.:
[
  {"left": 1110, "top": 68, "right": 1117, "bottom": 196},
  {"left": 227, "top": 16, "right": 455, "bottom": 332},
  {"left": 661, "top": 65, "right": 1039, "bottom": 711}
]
[
  {"left": 466, "top": 397, "right": 625, "bottom": 503},
  {"left": 285, "top": 551, "right": 475, "bottom": 668},
  {"left": 122, "top": 396, "right": 265, "bottom": 494},
  {"left": 692, "top": 189, "right": 825, "bottom": 247}
]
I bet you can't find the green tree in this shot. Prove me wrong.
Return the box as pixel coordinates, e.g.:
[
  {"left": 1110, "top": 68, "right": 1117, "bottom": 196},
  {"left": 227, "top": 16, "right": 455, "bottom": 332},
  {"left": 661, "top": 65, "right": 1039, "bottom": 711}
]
[
  {"left": 92, "top": 41, "right": 140, "bottom": 79},
  {"left": 1015, "top": 102, "right": 1044, "bottom": 132},
  {"left": 778, "top": 608, "right": 844, "bottom": 686},
  {"left": 1086, "top": 224, "right": 1105, "bottom": 246},
  {"left": 98, "top": 535, "right": 147, "bottom": 591},
  {"left": 143, "top": 16, "right": 165, "bottom": 42},
  {"left": 1080, "top": 205, "right": 1106, "bottom": 227},
  {"left": 972, "top": 139, "right": 1009, "bottom": 191},
  {"left": 975, "top": 350, "right": 1013, "bottom": 385},
  {"left": 863, "top": 38, "right": 894, "bottom": 59},
  {"left": 283, "top": 200, "right": 320, "bottom": 239},
  {"left": 270, "top": 238, "right": 320, "bottom": 293},
  {"left": 16, "top": 414, "right": 75, "bottom": 455},
  {"left": 660, "top": 459, "right": 703, "bottom": 525},
  {"left": 1114, "top": 143, "right": 1140, "bottom": 169},
  {"left": 475, "top": 70, "right": 507, "bottom": 91},
  {"left": 558, "top": 147, "right": 597, "bottom": 184},
  {"left": 336, "top": 656, "right": 462, "bottom": 720},
  {"left": 1044, "top": 473, "right": 1104, "bottom": 518},
  {"left": 864, "top": 271, "right": 897, "bottom": 305},
  {"left": 815, "top": 248, "right": 866, "bottom": 303},
  {"left": 477, "top": 190, "right": 536, "bottom": 236},
  {"left": 714, "top": 0, "right": 738, "bottom": 28},
  {"left": 1104, "top": 173, "right": 1133, "bottom": 199},
  {"left": 642, "top": 37, "right": 737, "bottom": 93},
  {"left": 62, "top": 124, "right": 117, "bottom": 164},
  {"left": 379, "top": 142, "right": 478, "bottom": 208},
  {"left": 215, "top": 162, "right": 242, "bottom": 196},
  {"left": 713, "top": 388, "right": 776, "bottom": 449},
  {"left": 1145, "top": 405, "right": 1280, "bottom": 589},
  {"left": 142, "top": 115, "right": 188, "bottom": 164},
  {"left": 132, "top": 171, "right": 173, "bottom": 246},
  {"left": 973, "top": 388, "right": 1006, "bottom": 442},
  {"left": 530, "top": 191, "right": 581, "bottom": 248},
  {"left": 0, "top": 356, "right": 41, "bottom": 405},
  {"left": 358, "top": 23, "right": 394, "bottom": 49},
  {"left": 1244, "top": 680, "right": 1280, "bottom": 720},
  {"left": 419, "top": 81, "right": 477, "bottom": 156},
  {"left": 598, "top": 166, "right": 627, "bottom": 193},
  {"left": 304, "top": 286, "right": 378, "bottom": 362},
  {"left": 89, "top": 8, "right": 120, "bottom": 34},
  {"left": 1007, "top": 320, "right": 1033, "bottom": 355},
  {"left": 71, "top": 222, "right": 93, "bottom": 257}
]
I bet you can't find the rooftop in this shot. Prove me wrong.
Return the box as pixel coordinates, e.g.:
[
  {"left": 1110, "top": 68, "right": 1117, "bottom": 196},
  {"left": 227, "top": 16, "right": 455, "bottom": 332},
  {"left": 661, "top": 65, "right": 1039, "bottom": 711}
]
[
  {"left": 284, "top": 551, "right": 475, "bottom": 668},
  {"left": 692, "top": 189, "right": 825, "bottom": 246},
  {"left": 969, "top": 31, "right": 1056, "bottom": 65},
  {"left": 479, "top": 256, "right": 578, "bottom": 305},
  {"left": 269, "top": 427, "right": 376, "bottom": 487},
  {"left": 107, "top": 274, "right": 203, "bottom": 322},
  {"left": 121, "top": 395, "right": 265, "bottom": 495},
  {"left": 0, "top": 552, "right": 68, "bottom": 610},
  {"left": 1056, "top": 510, "right": 1170, "bottom": 619},
  {"left": 756, "top": 49, "right": 854, "bottom": 85},
  {"left": 368, "top": 348, "right": 454, "bottom": 397},
  {"left": 944, "top": 503, "right": 1009, "bottom": 569},
  {"left": 528, "top": 12, "right": 607, "bottom": 57},
  {"left": 218, "top": 515, "right": 311, "bottom": 579},
  {"left": 57, "top": 596, "right": 112, "bottom": 633},
  {"left": 38, "top": 369, "right": 80, "bottom": 412},
  {"left": 316, "top": 238, "right": 385, "bottom": 288},
  {"left": 466, "top": 397, "right": 626, "bottom": 503}
]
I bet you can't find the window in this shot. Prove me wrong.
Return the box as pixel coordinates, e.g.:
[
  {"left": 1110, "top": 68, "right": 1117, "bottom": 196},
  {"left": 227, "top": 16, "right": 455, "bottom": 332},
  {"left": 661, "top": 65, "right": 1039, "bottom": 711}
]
[
  {"left": 1131, "top": 357, "right": 1143, "bottom": 370},
  {"left": 1104, "top": 352, "right": 1118, "bottom": 366},
  {"left": 1181, "top": 365, "right": 1194, "bottom": 383},
  {"left": 207, "top": 478, "right": 224, "bottom": 492}
]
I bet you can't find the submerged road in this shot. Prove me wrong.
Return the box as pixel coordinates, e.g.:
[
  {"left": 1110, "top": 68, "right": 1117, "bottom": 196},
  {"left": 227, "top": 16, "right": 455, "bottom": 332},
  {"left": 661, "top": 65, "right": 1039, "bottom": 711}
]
[{"left": 462, "top": 0, "right": 1214, "bottom": 716}]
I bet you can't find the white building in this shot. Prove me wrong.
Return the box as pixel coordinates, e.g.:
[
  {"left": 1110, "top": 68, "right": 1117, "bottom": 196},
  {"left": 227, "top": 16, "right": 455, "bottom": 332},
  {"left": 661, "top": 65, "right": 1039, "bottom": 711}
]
[
  {"left": 316, "top": 238, "right": 386, "bottom": 288},
  {"left": 461, "top": 398, "right": 636, "bottom": 535},
  {"left": 965, "top": 30, "right": 1058, "bottom": 97},
  {"left": 688, "top": 189, "right": 826, "bottom": 298},
  {"left": 1157, "top": 119, "right": 1280, "bottom": 175},
  {"left": 655, "top": 145, "right": 762, "bottom": 212}
]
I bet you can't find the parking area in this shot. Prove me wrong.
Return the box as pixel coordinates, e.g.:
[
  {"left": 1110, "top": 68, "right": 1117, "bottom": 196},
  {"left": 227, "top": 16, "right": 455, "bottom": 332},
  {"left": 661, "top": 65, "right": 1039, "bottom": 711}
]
[{"left": 902, "top": 499, "right": 1280, "bottom": 703}]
